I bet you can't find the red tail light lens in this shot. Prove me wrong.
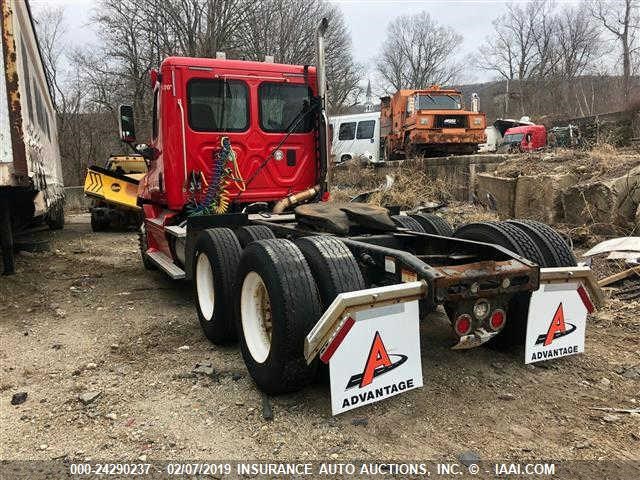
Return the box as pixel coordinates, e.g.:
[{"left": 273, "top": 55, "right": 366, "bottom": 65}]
[
  {"left": 455, "top": 314, "right": 472, "bottom": 336},
  {"left": 490, "top": 309, "right": 506, "bottom": 331}
]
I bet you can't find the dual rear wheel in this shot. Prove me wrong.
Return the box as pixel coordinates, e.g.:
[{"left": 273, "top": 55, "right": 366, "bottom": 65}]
[
  {"left": 453, "top": 220, "right": 576, "bottom": 347},
  {"left": 192, "top": 227, "right": 364, "bottom": 394}
]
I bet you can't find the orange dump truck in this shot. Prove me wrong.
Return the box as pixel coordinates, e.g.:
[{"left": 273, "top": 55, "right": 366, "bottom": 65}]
[{"left": 380, "top": 86, "right": 486, "bottom": 159}]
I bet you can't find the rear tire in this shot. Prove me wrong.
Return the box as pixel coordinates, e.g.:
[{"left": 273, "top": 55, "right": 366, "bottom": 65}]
[
  {"left": 295, "top": 236, "right": 365, "bottom": 309},
  {"left": 496, "top": 220, "right": 577, "bottom": 348},
  {"left": 235, "top": 225, "right": 275, "bottom": 248},
  {"left": 506, "top": 220, "right": 577, "bottom": 267},
  {"left": 392, "top": 215, "right": 426, "bottom": 232},
  {"left": 295, "top": 236, "right": 366, "bottom": 383},
  {"left": 235, "top": 239, "right": 322, "bottom": 394},
  {"left": 453, "top": 221, "right": 545, "bottom": 348},
  {"left": 454, "top": 221, "right": 545, "bottom": 266},
  {"left": 409, "top": 213, "right": 453, "bottom": 236},
  {"left": 91, "top": 211, "right": 109, "bottom": 232},
  {"left": 193, "top": 228, "right": 242, "bottom": 344}
]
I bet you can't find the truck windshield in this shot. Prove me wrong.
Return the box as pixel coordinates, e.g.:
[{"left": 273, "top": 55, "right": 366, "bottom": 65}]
[
  {"left": 187, "top": 79, "right": 249, "bottom": 132},
  {"left": 259, "top": 83, "right": 312, "bottom": 133},
  {"left": 503, "top": 133, "right": 524, "bottom": 144},
  {"left": 415, "top": 94, "right": 461, "bottom": 110}
]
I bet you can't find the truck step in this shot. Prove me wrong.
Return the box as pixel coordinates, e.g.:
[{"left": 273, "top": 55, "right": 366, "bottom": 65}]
[
  {"left": 165, "top": 225, "right": 186, "bottom": 238},
  {"left": 146, "top": 251, "right": 185, "bottom": 280}
]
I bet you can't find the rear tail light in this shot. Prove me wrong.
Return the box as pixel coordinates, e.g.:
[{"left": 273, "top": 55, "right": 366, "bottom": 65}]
[
  {"left": 489, "top": 309, "right": 506, "bottom": 331},
  {"left": 454, "top": 314, "right": 472, "bottom": 336}
]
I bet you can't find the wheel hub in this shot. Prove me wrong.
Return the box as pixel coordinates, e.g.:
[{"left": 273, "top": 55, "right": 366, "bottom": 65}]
[{"left": 241, "top": 271, "right": 272, "bottom": 363}]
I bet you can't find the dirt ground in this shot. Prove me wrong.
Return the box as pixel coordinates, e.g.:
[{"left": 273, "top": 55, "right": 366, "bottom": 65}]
[{"left": 1, "top": 214, "right": 639, "bottom": 462}]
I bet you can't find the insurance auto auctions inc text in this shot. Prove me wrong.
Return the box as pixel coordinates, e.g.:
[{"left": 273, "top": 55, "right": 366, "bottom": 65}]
[{"left": 234, "top": 462, "right": 556, "bottom": 476}]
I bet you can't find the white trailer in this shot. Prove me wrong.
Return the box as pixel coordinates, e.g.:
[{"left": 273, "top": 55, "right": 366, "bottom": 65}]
[
  {"left": 0, "top": 0, "right": 64, "bottom": 274},
  {"left": 329, "top": 111, "right": 381, "bottom": 164}
]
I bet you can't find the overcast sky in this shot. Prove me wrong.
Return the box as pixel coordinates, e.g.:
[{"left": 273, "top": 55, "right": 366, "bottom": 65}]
[{"left": 30, "top": 0, "right": 588, "bottom": 86}]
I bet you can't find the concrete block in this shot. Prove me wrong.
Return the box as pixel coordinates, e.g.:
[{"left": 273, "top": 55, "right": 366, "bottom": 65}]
[
  {"left": 476, "top": 173, "right": 517, "bottom": 218},
  {"left": 612, "top": 165, "right": 640, "bottom": 226},
  {"left": 562, "top": 181, "right": 616, "bottom": 225},
  {"left": 514, "top": 173, "right": 577, "bottom": 223}
]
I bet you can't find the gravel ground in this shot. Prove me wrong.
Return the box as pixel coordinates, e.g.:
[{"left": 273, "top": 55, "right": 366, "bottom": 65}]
[{"left": 1, "top": 214, "right": 639, "bottom": 462}]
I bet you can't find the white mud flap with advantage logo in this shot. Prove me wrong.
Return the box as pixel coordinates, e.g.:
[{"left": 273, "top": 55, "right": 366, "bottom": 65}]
[
  {"left": 525, "top": 267, "right": 601, "bottom": 364},
  {"left": 304, "top": 281, "right": 428, "bottom": 415},
  {"left": 323, "top": 300, "right": 423, "bottom": 415}
]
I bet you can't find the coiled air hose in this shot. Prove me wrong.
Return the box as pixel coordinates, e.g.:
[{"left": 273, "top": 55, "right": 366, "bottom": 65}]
[{"left": 186, "top": 136, "right": 245, "bottom": 216}]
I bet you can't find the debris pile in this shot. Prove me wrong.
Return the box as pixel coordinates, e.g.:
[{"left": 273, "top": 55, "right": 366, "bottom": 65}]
[
  {"left": 331, "top": 162, "right": 498, "bottom": 228},
  {"left": 331, "top": 162, "right": 453, "bottom": 209},
  {"left": 583, "top": 237, "right": 640, "bottom": 301}
]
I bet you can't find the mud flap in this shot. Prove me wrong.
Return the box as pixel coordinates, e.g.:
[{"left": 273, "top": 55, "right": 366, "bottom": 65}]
[
  {"left": 524, "top": 266, "right": 600, "bottom": 364},
  {"left": 525, "top": 282, "right": 590, "bottom": 364},
  {"left": 320, "top": 300, "right": 423, "bottom": 415}
]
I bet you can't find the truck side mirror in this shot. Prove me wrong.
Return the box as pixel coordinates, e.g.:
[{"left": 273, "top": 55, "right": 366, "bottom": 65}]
[{"left": 119, "top": 104, "right": 136, "bottom": 143}]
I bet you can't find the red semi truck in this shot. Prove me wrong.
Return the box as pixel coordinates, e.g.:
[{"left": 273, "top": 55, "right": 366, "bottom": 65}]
[
  {"left": 117, "top": 19, "right": 601, "bottom": 409},
  {"left": 502, "top": 125, "right": 547, "bottom": 152}
]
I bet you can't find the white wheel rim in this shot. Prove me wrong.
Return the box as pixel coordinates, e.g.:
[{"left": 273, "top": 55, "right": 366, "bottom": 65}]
[
  {"left": 196, "top": 253, "right": 215, "bottom": 321},
  {"left": 241, "top": 271, "right": 272, "bottom": 363}
]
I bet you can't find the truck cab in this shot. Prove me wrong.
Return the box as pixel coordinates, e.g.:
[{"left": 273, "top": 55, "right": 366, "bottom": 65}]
[
  {"left": 120, "top": 56, "right": 329, "bottom": 261},
  {"left": 501, "top": 125, "right": 547, "bottom": 152},
  {"left": 380, "top": 87, "right": 486, "bottom": 158},
  {"left": 137, "top": 57, "right": 323, "bottom": 213}
]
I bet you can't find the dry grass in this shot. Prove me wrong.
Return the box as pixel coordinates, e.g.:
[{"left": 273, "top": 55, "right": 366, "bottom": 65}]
[
  {"left": 439, "top": 202, "right": 499, "bottom": 228},
  {"left": 331, "top": 161, "right": 455, "bottom": 209},
  {"left": 493, "top": 146, "right": 640, "bottom": 182},
  {"left": 367, "top": 174, "right": 453, "bottom": 209}
]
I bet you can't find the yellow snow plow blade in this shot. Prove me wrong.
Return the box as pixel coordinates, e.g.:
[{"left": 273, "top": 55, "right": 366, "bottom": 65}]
[{"left": 83, "top": 166, "right": 141, "bottom": 211}]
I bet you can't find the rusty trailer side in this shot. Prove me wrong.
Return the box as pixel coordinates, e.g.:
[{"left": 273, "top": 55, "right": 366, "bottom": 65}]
[{"left": 0, "top": 0, "right": 65, "bottom": 275}]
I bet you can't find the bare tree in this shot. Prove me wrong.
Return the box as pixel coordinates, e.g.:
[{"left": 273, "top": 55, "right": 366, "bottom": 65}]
[
  {"left": 591, "top": 0, "right": 639, "bottom": 104},
  {"left": 83, "top": 0, "right": 360, "bottom": 113},
  {"left": 529, "top": 1, "right": 559, "bottom": 78},
  {"left": 34, "top": 7, "right": 118, "bottom": 185},
  {"left": 478, "top": 1, "right": 553, "bottom": 81},
  {"left": 476, "top": 1, "right": 607, "bottom": 117},
  {"left": 376, "top": 12, "right": 462, "bottom": 91},
  {"left": 478, "top": 18, "right": 517, "bottom": 81},
  {"left": 555, "top": 5, "right": 601, "bottom": 79},
  {"left": 34, "top": 7, "right": 67, "bottom": 115},
  {"left": 235, "top": 0, "right": 362, "bottom": 111}
]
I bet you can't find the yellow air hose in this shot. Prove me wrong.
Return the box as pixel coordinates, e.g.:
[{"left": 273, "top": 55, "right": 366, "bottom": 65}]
[{"left": 214, "top": 137, "right": 245, "bottom": 214}]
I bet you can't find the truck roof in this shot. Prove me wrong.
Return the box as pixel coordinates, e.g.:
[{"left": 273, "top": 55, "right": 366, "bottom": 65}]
[
  {"left": 397, "top": 87, "right": 462, "bottom": 96},
  {"left": 329, "top": 112, "right": 380, "bottom": 122},
  {"left": 161, "top": 56, "right": 316, "bottom": 76},
  {"left": 504, "top": 124, "right": 546, "bottom": 134}
]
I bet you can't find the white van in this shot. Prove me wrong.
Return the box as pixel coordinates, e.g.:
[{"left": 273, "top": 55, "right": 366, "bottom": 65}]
[{"left": 329, "top": 112, "right": 381, "bottom": 164}]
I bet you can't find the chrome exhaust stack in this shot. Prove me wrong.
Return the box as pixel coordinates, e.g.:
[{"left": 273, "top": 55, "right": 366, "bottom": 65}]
[{"left": 315, "top": 17, "right": 331, "bottom": 192}]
